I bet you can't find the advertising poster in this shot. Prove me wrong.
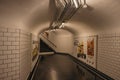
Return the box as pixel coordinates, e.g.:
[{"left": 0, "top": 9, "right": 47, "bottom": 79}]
[{"left": 76, "top": 35, "right": 97, "bottom": 68}]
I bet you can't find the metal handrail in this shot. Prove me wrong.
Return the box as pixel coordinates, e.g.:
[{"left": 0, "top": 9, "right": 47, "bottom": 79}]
[{"left": 40, "top": 34, "right": 57, "bottom": 48}]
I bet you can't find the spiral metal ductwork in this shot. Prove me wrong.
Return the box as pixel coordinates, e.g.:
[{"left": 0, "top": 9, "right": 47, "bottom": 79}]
[{"left": 50, "top": 0, "right": 82, "bottom": 29}]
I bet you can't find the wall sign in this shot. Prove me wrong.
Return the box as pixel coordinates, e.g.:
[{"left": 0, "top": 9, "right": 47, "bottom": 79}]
[
  {"left": 76, "top": 35, "right": 98, "bottom": 68},
  {"left": 32, "top": 34, "right": 39, "bottom": 62}
]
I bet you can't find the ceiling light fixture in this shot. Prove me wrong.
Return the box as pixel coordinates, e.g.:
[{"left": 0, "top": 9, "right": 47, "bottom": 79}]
[
  {"left": 59, "top": 23, "right": 65, "bottom": 28},
  {"left": 82, "top": 0, "right": 88, "bottom": 8},
  {"left": 49, "top": 0, "right": 82, "bottom": 30}
]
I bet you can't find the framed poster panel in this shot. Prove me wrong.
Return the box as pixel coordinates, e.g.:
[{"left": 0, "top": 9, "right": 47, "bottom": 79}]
[
  {"left": 86, "top": 35, "right": 97, "bottom": 68},
  {"left": 76, "top": 35, "right": 98, "bottom": 68},
  {"left": 76, "top": 37, "right": 87, "bottom": 63}
]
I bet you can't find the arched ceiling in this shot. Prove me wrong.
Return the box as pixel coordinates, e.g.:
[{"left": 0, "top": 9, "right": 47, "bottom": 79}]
[
  {"left": 0, "top": 0, "right": 50, "bottom": 34},
  {"left": 0, "top": 0, "right": 120, "bottom": 36},
  {"left": 65, "top": 0, "right": 120, "bottom": 35}
]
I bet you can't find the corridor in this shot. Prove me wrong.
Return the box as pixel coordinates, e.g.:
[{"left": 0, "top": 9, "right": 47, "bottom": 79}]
[
  {"left": 0, "top": 0, "right": 120, "bottom": 80},
  {"left": 32, "top": 54, "right": 79, "bottom": 80},
  {"left": 31, "top": 54, "right": 113, "bottom": 80}
]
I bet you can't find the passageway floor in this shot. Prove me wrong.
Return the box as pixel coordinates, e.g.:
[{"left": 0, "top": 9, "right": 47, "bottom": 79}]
[{"left": 32, "top": 54, "right": 83, "bottom": 80}]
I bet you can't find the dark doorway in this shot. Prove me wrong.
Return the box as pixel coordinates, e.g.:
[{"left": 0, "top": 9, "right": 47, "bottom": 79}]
[{"left": 40, "top": 39, "right": 54, "bottom": 52}]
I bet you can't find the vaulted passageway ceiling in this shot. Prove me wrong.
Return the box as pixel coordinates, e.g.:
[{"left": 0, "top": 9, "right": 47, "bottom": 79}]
[
  {"left": 64, "top": 0, "right": 120, "bottom": 35},
  {"left": 0, "top": 0, "right": 120, "bottom": 35},
  {"left": 0, "top": 0, "right": 50, "bottom": 34}
]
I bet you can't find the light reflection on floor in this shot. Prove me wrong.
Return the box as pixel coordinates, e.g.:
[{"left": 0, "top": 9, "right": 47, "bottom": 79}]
[
  {"left": 50, "top": 68, "right": 58, "bottom": 80},
  {"left": 32, "top": 54, "right": 106, "bottom": 80}
]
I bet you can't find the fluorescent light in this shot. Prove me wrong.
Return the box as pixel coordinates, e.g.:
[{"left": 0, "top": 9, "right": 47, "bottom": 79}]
[
  {"left": 59, "top": 25, "right": 63, "bottom": 28},
  {"left": 59, "top": 23, "right": 65, "bottom": 28},
  {"left": 73, "top": 0, "right": 79, "bottom": 8},
  {"left": 83, "top": 4, "right": 87, "bottom": 8},
  {"left": 82, "top": 0, "right": 88, "bottom": 8},
  {"left": 62, "top": 23, "right": 64, "bottom": 25}
]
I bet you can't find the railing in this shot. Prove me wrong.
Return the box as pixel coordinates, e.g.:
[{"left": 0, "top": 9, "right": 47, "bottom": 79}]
[
  {"left": 74, "top": 59, "right": 114, "bottom": 80},
  {"left": 40, "top": 34, "right": 57, "bottom": 48},
  {"left": 27, "top": 56, "right": 41, "bottom": 80},
  {"left": 56, "top": 52, "right": 114, "bottom": 80}
]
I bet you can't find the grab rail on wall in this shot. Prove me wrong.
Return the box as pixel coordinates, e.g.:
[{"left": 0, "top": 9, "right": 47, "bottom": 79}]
[
  {"left": 27, "top": 56, "right": 41, "bottom": 80},
  {"left": 28, "top": 53, "right": 114, "bottom": 80},
  {"left": 40, "top": 34, "right": 57, "bottom": 48},
  {"left": 73, "top": 58, "right": 114, "bottom": 80},
  {"left": 56, "top": 52, "right": 114, "bottom": 80}
]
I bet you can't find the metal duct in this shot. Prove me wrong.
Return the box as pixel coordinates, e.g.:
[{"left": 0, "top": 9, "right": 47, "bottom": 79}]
[{"left": 50, "top": 0, "right": 82, "bottom": 29}]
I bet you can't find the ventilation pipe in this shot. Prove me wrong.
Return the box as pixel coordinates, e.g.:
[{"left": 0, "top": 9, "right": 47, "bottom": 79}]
[{"left": 49, "top": 0, "right": 82, "bottom": 29}]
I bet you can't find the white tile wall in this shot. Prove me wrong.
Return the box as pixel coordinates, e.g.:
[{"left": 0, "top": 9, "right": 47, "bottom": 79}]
[
  {"left": 0, "top": 27, "right": 32, "bottom": 80},
  {"left": 97, "top": 33, "right": 120, "bottom": 80},
  {"left": 74, "top": 33, "right": 120, "bottom": 80},
  {"left": 20, "top": 30, "right": 31, "bottom": 80}
]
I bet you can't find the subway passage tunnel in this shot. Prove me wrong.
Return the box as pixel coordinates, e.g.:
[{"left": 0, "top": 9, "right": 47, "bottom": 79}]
[
  {"left": 30, "top": 37, "right": 113, "bottom": 80},
  {"left": 0, "top": 0, "right": 120, "bottom": 80}
]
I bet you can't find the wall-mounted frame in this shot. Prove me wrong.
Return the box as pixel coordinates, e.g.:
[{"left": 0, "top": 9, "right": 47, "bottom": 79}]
[
  {"left": 86, "top": 35, "right": 98, "bottom": 68},
  {"left": 75, "top": 35, "right": 98, "bottom": 68}
]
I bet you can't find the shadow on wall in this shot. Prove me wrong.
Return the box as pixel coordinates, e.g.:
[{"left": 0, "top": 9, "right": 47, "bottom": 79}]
[
  {"left": 26, "top": 8, "right": 50, "bottom": 29},
  {"left": 26, "top": 0, "right": 58, "bottom": 35},
  {"left": 63, "top": 26, "right": 77, "bottom": 35},
  {"left": 62, "top": 9, "right": 116, "bottom": 36},
  {"left": 73, "top": 10, "right": 112, "bottom": 29},
  {"left": 49, "top": 0, "right": 57, "bottom": 26},
  {"left": 64, "top": 23, "right": 96, "bottom": 36},
  {"left": 25, "top": 0, "right": 51, "bottom": 33}
]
